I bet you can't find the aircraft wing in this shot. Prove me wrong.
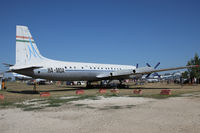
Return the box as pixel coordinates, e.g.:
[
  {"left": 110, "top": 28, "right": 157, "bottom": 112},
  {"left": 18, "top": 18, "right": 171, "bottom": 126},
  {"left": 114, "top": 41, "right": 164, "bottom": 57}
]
[
  {"left": 133, "top": 65, "right": 199, "bottom": 75},
  {"left": 96, "top": 65, "right": 199, "bottom": 79}
]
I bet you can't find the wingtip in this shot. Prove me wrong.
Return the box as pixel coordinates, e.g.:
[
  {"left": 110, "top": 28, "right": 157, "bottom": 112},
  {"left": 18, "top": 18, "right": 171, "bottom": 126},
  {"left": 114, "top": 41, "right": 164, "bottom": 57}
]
[{"left": 189, "top": 65, "right": 200, "bottom": 68}]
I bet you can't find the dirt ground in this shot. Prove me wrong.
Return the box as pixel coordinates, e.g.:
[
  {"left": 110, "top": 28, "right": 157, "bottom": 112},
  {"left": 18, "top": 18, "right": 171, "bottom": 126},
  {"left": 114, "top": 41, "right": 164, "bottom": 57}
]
[{"left": 0, "top": 93, "right": 200, "bottom": 133}]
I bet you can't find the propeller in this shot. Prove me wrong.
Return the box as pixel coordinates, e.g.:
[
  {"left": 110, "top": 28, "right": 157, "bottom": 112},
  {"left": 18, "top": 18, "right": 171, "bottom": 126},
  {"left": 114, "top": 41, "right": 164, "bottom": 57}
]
[
  {"left": 136, "top": 64, "right": 139, "bottom": 68},
  {"left": 146, "top": 62, "right": 161, "bottom": 78}
]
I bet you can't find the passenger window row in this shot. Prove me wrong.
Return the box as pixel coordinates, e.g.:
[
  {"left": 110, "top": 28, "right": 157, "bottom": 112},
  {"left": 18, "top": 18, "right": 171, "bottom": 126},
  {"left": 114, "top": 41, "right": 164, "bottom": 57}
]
[{"left": 64, "top": 66, "right": 123, "bottom": 70}]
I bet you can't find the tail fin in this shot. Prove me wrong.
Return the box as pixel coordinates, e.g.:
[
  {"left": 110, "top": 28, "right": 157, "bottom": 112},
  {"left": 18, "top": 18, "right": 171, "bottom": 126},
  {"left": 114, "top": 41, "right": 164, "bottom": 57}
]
[{"left": 16, "top": 25, "right": 44, "bottom": 65}]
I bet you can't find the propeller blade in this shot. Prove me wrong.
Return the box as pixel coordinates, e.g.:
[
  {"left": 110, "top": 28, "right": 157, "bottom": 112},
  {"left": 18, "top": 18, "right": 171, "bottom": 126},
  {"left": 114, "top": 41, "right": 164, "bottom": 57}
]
[
  {"left": 146, "top": 74, "right": 151, "bottom": 78},
  {"left": 146, "top": 63, "right": 151, "bottom": 67},
  {"left": 154, "top": 62, "right": 160, "bottom": 69}
]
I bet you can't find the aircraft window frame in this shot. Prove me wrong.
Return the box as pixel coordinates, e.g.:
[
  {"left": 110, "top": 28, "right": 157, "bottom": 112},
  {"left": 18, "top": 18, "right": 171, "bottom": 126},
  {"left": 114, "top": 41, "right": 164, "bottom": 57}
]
[{"left": 81, "top": 67, "right": 84, "bottom": 69}]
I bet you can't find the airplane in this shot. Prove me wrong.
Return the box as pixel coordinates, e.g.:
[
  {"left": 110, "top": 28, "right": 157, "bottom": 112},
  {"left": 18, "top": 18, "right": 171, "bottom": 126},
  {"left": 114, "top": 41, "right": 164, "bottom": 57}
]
[{"left": 7, "top": 25, "right": 199, "bottom": 88}]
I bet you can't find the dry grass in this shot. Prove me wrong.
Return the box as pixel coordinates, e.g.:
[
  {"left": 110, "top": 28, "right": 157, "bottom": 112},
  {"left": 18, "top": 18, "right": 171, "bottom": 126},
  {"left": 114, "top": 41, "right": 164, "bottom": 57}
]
[{"left": 0, "top": 82, "right": 200, "bottom": 108}]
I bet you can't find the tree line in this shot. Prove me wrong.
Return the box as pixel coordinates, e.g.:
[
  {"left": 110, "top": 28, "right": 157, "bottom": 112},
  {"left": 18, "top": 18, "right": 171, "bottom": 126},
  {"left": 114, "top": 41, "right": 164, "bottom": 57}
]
[{"left": 182, "top": 53, "right": 200, "bottom": 84}]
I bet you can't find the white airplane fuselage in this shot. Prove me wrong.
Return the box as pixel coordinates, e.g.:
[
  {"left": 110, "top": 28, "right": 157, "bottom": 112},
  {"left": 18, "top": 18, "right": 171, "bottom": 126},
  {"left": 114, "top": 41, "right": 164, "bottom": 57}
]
[{"left": 18, "top": 59, "right": 136, "bottom": 81}]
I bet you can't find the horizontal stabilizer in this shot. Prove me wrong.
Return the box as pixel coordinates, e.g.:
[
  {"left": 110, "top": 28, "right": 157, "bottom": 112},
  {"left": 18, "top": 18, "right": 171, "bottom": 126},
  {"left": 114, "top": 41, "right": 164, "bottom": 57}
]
[
  {"left": 3, "top": 63, "right": 14, "bottom": 67},
  {"left": 8, "top": 66, "right": 43, "bottom": 73}
]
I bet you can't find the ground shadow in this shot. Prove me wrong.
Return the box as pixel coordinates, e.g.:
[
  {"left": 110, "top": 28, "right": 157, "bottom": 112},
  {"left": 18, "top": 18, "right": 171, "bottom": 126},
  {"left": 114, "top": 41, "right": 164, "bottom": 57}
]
[
  {"left": 6, "top": 87, "right": 95, "bottom": 94},
  {"left": 6, "top": 85, "right": 180, "bottom": 95},
  {"left": 7, "top": 90, "right": 40, "bottom": 94},
  {"left": 132, "top": 87, "right": 180, "bottom": 90}
]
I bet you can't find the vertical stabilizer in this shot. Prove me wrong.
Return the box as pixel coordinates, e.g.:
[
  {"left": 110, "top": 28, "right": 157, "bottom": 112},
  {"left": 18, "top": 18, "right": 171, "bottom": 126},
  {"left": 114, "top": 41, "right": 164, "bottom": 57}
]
[{"left": 16, "top": 26, "right": 43, "bottom": 65}]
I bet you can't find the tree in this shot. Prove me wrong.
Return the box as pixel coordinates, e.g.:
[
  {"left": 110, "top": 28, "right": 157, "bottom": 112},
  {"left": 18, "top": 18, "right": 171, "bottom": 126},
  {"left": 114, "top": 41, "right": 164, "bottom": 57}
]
[
  {"left": 181, "top": 71, "right": 189, "bottom": 79},
  {"left": 186, "top": 53, "right": 200, "bottom": 83}
]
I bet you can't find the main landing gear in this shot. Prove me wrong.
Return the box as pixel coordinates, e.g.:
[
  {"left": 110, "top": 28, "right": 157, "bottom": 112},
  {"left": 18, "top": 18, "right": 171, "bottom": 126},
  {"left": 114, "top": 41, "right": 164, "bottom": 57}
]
[{"left": 32, "top": 80, "right": 39, "bottom": 94}]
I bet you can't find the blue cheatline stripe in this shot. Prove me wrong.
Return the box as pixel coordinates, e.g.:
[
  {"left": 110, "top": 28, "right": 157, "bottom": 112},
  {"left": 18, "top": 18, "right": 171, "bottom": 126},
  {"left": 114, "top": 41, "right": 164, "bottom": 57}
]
[
  {"left": 27, "top": 45, "right": 32, "bottom": 60},
  {"left": 64, "top": 69, "right": 114, "bottom": 72},
  {"left": 28, "top": 38, "right": 42, "bottom": 59}
]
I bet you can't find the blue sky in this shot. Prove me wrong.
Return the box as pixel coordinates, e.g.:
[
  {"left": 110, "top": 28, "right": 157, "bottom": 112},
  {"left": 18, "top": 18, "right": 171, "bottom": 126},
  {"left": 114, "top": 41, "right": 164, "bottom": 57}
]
[{"left": 0, "top": 0, "right": 200, "bottom": 72}]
